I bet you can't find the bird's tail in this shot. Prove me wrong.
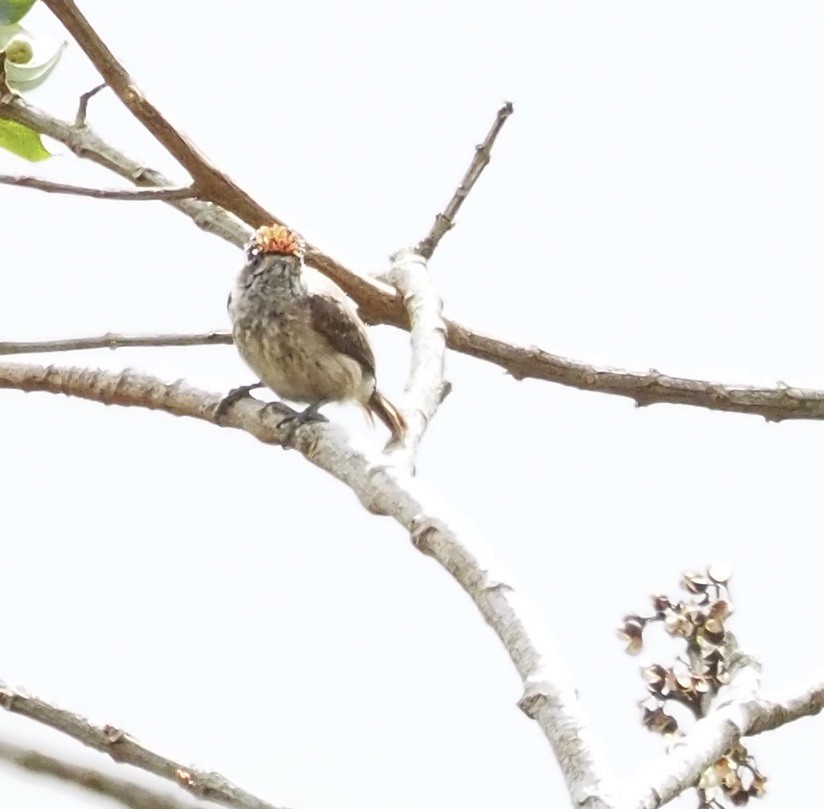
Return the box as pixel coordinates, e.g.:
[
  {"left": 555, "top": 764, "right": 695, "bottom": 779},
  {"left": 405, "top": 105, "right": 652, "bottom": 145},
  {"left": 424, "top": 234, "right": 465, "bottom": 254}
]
[{"left": 368, "top": 390, "right": 406, "bottom": 444}]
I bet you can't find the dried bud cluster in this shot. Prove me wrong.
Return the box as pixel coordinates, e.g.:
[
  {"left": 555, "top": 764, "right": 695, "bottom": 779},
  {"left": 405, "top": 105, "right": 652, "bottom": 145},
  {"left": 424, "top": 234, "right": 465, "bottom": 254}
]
[{"left": 617, "top": 567, "right": 767, "bottom": 808}]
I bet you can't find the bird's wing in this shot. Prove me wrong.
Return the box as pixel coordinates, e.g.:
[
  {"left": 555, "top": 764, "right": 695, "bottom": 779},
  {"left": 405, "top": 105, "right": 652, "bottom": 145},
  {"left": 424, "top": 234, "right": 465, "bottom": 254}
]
[{"left": 307, "top": 292, "right": 376, "bottom": 377}]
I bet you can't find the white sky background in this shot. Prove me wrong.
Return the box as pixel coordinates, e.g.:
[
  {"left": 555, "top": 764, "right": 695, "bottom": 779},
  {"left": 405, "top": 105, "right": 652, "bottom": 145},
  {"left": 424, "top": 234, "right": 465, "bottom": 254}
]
[{"left": 2, "top": 2, "right": 823, "bottom": 808}]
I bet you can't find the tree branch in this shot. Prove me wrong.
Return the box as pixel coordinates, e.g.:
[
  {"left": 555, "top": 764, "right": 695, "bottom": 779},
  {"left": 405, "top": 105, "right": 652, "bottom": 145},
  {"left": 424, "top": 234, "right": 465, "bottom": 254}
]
[
  {"left": 0, "top": 93, "right": 398, "bottom": 318},
  {"left": 749, "top": 676, "right": 824, "bottom": 736},
  {"left": 417, "top": 101, "right": 514, "bottom": 259},
  {"left": 0, "top": 174, "right": 196, "bottom": 200},
  {"left": 381, "top": 105, "right": 513, "bottom": 461},
  {"left": 5, "top": 325, "right": 824, "bottom": 423},
  {"left": 75, "top": 80, "right": 106, "bottom": 126},
  {"left": 0, "top": 739, "right": 193, "bottom": 809},
  {"left": 41, "top": 0, "right": 271, "bottom": 227},
  {"left": 626, "top": 664, "right": 824, "bottom": 809},
  {"left": 383, "top": 249, "right": 448, "bottom": 465},
  {"left": 0, "top": 360, "right": 615, "bottom": 808},
  {"left": 0, "top": 96, "right": 250, "bottom": 247},
  {"left": 0, "top": 332, "right": 232, "bottom": 356},
  {"left": 3, "top": 89, "right": 824, "bottom": 422},
  {"left": 0, "top": 680, "right": 288, "bottom": 809},
  {"left": 39, "top": 0, "right": 393, "bottom": 320}
]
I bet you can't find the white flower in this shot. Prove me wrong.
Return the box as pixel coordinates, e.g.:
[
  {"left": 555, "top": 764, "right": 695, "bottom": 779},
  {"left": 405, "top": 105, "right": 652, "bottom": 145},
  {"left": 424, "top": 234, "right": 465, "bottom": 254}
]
[{"left": 1, "top": 23, "right": 64, "bottom": 86}]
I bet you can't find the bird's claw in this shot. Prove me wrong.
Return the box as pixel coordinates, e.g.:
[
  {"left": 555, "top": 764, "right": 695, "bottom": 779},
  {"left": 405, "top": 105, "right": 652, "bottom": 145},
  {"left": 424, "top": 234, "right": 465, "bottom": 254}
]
[
  {"left": 276, "top": 404, "right": 328, "bottom": 448},
  {"left": 214, "top": 382, "right": 265, "bottom": 421}
]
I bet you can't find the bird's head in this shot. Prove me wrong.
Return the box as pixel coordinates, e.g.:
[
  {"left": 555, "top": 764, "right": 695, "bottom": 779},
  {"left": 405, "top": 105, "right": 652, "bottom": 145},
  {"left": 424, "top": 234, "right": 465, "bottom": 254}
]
[
  {"left": 241, "top": 224, "right": 305, "bottom": 281},
  {"left": 247, "top": 224, "right": 305, "bottom": 261},
  {"left": 237, "top": 225, "right": 306, "bottom": 300}
]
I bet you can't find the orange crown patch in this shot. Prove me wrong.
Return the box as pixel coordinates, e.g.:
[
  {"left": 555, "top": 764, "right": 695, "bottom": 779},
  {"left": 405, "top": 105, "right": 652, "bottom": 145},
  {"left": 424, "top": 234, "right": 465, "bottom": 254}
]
[{"left": 253, "top": 225, "right": 304, "bottom": 258}]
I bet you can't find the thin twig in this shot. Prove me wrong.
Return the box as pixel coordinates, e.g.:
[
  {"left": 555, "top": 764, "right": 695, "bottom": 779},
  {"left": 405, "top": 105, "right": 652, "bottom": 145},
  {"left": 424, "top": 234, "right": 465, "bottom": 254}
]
[
  {"left": 39, "top": 0, "right": 414, "bottom": 318},
  {"left": 0, "top": 175, "right": 196, "bottom": 201},
  {"left": 0, "top": 739, "right": 193, "bottom": 809},
  {"left": 416, "top": 101, "right": 514, "bottom": 259},
  {"left": 42, "top": 0, "right": 272, "bottom": 227},
  {"left": 0, "top": 361, "right": 616, "bottom": 809},
  {"left": 381, "top": 102, "right": 512, "bottom": 462},
  {"left": 0, "top": 94, "right": 393, "bottom": 314},
  {"left": 75, "top": 81, "right": 106, "bottom": 126},
  {"left": 0, "top": 680, "right": 289, "bottom": 809},
  {"left": 0, "top": 96, "right": 250, "bottom": 246},
  {"left": 0, "top": 332, "right": 232, "bottom": 356}
]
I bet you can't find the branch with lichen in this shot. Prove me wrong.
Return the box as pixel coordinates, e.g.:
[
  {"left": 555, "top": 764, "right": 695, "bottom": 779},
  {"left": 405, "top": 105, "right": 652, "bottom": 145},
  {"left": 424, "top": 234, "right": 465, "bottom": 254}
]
[
  {"left": 0, "top": 359, "right": 615, "bottom": 809},
  {"left": 2, "top": 364, "right": 824, "bottom": 809}
]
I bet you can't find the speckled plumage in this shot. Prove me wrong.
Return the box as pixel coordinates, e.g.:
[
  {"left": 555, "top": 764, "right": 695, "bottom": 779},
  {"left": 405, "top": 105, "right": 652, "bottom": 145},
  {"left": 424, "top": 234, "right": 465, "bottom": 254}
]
[{"left": 228, "top": 246, "right": 405, "bottom": 441}]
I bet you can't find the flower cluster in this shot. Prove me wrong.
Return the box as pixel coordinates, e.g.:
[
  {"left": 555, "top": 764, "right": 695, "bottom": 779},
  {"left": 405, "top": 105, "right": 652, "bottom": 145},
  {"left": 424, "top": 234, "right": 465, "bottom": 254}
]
[{"left": 618, "top": 568, "right": 766, "bottom": 807}]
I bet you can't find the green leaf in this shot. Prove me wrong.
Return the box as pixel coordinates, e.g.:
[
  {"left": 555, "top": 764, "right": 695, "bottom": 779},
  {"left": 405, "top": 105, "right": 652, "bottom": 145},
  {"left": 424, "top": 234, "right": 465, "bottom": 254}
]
[
  {"left": 0, "top": 118, "right": 50, "bottom": 161},
  {"left": 0, "top": 1, "right": 38, "bottom": 25}
]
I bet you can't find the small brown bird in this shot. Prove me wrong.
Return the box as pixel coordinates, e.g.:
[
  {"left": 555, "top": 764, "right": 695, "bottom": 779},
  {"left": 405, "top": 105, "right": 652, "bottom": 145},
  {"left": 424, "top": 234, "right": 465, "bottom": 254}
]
[{"left": 226, "top": 225, "right": 405, "bottom": 442}]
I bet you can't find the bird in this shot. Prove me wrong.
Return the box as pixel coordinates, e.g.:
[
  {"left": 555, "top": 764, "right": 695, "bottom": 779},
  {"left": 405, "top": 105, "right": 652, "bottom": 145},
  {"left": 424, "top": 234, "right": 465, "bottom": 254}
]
[{"left": 224, "top": 224, "right": 406, "bottom": 444}]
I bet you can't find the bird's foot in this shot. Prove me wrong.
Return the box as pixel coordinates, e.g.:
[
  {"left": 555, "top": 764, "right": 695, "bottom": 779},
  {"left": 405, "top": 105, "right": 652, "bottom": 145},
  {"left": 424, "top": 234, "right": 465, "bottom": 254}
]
[
  {"left": 276, "top": 401, "right": 328, "bottom": 448},
  {"left": 214, "top": 382, "right": 265, "bottom": 421}
]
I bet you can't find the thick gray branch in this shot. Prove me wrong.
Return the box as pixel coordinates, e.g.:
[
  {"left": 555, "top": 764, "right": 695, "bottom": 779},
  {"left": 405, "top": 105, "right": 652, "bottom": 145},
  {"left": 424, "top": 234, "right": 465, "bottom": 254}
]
[
  {"left": 0, "top": 360, "right": 613, "bottom": 808},
  {"left": 383, "top": 249, "right": 448, "bottom": 464}
]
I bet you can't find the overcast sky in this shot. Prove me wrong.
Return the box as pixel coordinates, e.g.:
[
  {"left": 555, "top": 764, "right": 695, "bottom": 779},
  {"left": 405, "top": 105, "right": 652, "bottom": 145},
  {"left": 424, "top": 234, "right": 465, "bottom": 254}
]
[{"left": 2, "top": 2, "right": 823, "bottom": 808}]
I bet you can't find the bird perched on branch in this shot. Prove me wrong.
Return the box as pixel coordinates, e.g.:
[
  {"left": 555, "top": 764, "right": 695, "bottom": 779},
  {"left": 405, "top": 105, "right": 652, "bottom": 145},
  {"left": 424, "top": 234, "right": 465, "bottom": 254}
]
[{"left": 225, "top": 224, "right": 406, "bottom": 443}]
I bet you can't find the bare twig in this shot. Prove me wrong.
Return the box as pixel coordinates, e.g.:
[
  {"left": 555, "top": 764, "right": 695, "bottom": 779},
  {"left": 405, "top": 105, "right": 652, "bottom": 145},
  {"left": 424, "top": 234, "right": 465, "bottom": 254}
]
[
  {"left": 0, "top": 739, "right": 193, "bottom": 809},
  {"left": 0, "top": 680, "right": 288, "bottom": 809},
  {"left": 417, "top": 101, "right": 514, "bottom": 259},
  {"left": 75, "top": 81, "right": 106, "bottom": 126},
  {"left": 0, "top": 332, "right": 232, "bottom": 356},
  {"left": 0, "top": 94, "right": 394, "bottom": 314},
  {"left": 0, "top": 175, "right": 196, "bottom": 201},
  {"left": 43, "top": 0, "right": 275, "bottom": 228},
  {"left": 382, "top": 102, "right": 512, "bottom": 461},
  {"left": 444, "top": 329, "right": 824, "bottom": 422},
  {"left": 0, "top": 360, "right": 615, "bottom": 809},
  {"left": 0, "top": 96, "right": 250, "bottom": 246}
]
